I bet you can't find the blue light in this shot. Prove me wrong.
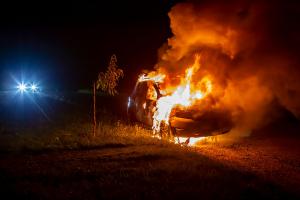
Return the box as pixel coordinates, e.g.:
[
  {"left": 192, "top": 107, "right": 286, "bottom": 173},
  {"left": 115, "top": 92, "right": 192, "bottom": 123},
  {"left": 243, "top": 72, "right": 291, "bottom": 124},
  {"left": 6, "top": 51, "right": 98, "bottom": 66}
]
[
  {"left": 30, "top": 83, "right": 38, "bottom": 92},
  {"left": 17, "top": 83, "right": 27, "bottom": 93},
  {"left": 16, "top": 82, "right": 40, "bottom": 93}
]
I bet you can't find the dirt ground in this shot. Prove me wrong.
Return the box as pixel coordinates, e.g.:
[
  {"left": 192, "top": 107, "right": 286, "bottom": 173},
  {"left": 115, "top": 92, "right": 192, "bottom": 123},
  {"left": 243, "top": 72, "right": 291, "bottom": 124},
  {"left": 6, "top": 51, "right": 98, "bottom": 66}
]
[
  {"left": 197, "top": 135, "right": 300, "bottom": 196},
  {"left": 0, "top": 94, "right": 299, "bottom": 199},
  {"left": 0, "top": 135, "right": 299, "bottom": 200}
]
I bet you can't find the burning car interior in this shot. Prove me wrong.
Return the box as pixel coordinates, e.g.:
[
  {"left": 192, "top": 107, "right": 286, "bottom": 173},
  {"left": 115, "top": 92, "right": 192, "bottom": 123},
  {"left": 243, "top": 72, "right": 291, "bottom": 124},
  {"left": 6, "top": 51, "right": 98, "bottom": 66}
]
[{"left": 128, "top": 55, "right": 234, "bottom": 143}]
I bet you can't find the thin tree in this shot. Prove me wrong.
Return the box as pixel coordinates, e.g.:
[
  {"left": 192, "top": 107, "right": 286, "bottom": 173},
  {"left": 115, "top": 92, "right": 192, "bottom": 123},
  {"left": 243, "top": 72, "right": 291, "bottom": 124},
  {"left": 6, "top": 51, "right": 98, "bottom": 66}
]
[{"left": 92, "top": 54, "right": 124, "bottom": 136}]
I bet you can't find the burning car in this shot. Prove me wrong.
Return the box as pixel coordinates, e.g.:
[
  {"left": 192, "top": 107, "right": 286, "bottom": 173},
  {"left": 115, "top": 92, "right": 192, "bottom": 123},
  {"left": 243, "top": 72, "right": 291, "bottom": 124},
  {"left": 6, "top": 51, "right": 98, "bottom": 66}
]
[{"left": 127, "top": 67, "right": 233, "bottom": 141}]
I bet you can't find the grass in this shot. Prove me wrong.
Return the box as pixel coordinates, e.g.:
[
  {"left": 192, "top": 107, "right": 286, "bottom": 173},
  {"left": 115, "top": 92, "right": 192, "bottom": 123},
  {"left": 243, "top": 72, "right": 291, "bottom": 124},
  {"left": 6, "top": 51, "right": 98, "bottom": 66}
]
[
  {"left": 0, "top": 103, "right": 299, "bottom": 199},
  {"left": 0, "top": 119, "right": 296, "bottom": 199},
  {"left": 0, "top": 109, "right": 174, "bottom": 153}
]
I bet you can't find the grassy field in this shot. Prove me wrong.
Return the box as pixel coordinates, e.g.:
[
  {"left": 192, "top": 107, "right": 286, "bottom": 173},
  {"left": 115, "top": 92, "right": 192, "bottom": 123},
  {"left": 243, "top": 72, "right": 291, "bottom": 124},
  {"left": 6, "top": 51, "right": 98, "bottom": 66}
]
[{"left": 0, "top": 94, "right": 299, "bottom": 199}]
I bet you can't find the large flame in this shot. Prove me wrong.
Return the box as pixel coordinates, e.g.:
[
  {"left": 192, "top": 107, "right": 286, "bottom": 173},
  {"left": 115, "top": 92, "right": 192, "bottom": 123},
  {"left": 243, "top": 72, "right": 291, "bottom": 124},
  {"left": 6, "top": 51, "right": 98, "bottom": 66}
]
[
  {"left": 137, "top": 1, "right": 300, "bottom": 144},
  {"left": 149, "top": 55, "right": 212, "bottom": 134}
]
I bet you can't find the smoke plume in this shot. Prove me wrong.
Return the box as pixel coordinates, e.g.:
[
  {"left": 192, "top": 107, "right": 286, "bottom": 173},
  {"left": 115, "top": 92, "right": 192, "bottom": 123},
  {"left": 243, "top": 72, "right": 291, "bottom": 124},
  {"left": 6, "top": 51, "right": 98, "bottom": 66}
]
[{"left": 156, "top": 0, "right": 300, "bottom": 135}]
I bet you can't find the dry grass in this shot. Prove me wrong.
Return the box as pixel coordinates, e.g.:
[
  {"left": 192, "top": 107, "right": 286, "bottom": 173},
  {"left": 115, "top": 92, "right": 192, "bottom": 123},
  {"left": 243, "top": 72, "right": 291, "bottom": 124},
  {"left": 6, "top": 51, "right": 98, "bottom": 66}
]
[{"left": 0, "top": 113, "right": 174, "bottom": 152}]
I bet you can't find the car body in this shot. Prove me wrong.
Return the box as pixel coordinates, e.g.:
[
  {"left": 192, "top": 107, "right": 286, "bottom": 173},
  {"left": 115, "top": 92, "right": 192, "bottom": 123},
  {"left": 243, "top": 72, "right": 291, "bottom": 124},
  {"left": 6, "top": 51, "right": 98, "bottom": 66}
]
[{"left": 127, "top": 79, "right": 233, "bottom": 138}]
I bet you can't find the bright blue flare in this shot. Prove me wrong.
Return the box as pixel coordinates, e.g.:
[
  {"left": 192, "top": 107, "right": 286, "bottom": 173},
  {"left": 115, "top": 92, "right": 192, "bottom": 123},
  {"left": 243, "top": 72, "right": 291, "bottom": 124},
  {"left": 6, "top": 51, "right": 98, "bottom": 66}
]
[
  {"left": 17, "top": 83, "right": 27, "bottom": 92},
  {"left": 30, "top": 83, "right": 38, "bottom": 92}
]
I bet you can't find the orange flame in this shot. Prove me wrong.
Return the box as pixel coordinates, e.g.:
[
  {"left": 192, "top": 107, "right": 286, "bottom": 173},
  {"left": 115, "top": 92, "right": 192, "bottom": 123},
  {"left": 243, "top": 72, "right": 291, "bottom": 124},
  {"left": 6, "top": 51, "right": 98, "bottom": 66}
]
[
  {"left": 138, "top": 71, "right": 166, "bottom": 83},
  {"left": 152, "top": 55, "right": 212, "bottom": 133},
  {"left": 175, "top": 137, "right": 206, "bottom": 146},
  {"left": 137, "top": 55, "right": 213, "bottom": 144}
]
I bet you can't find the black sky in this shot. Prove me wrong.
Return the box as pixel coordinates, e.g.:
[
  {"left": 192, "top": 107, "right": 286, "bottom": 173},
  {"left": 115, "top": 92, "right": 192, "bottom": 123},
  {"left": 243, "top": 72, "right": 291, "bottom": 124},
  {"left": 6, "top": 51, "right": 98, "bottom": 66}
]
[{"left": 0, "top": 1, "right": 178, "bottom": 91}]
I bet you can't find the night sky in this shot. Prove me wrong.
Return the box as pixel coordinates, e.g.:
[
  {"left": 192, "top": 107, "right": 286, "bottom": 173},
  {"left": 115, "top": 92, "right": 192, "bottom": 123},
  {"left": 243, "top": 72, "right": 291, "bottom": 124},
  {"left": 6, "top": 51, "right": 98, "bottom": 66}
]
[
  {"left": 0, "top": 1, "right": 178, "bottom": 91},
  {"left": 0, "top": 0, "right": 299, "bottom": 95}
]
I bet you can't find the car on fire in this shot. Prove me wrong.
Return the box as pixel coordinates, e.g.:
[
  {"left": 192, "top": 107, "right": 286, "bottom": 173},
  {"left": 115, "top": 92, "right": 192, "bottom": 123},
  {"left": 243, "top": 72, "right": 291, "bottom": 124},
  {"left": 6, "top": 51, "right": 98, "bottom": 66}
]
[{"left": 127, "top": 76, "right": 234, "bottom": 139}]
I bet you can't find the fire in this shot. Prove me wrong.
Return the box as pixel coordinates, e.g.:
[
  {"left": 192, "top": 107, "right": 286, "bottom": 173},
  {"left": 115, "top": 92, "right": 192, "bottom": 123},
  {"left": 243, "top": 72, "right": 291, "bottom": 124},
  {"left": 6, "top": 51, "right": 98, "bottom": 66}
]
[
  {"left": 138, "top": 71, "right": 166, "bottom": 83},
  {"left": 175, "top": 137, "right": 206, "bottom": 146},
  {"left": 150, "top": 55, "right": 213, "bottom": 133},
  {"left": 136, "top": 55, "right": 214, "bottom": 145},
  {"left": 134, "top": 1, "right": 300, "bottom": 145}
]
